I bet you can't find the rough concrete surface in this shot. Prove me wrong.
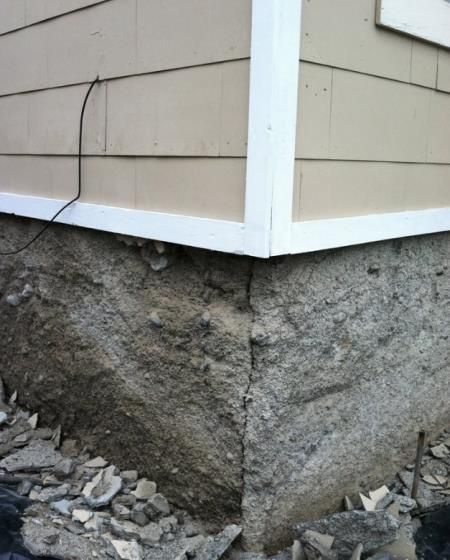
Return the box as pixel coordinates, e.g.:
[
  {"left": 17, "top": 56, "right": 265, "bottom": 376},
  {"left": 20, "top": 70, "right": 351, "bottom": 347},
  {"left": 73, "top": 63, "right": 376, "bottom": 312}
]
[
  {"left": 243, "top": 235, "right": 450, "bottom": 551},
  {"left": 0, "top": 215, "right": 449, "bottom": 553},
  {"left": 0, "top": 215, "right": 253, "bottom": 529}
]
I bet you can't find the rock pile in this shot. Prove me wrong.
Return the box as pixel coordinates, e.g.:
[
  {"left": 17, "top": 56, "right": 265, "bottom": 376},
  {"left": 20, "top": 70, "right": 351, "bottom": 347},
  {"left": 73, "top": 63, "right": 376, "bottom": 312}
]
[
  {"left": 0, "top": 381, "right": 242, "bottom": 560},
  {"left": 2, "top": 373, "right": 450, "bottom": 560}
]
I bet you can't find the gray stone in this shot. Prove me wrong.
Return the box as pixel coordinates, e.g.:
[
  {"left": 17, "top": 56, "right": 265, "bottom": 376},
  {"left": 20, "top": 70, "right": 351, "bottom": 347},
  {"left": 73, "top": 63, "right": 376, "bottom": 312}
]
[
  {"left": 122, "top": 470, "right": 139, "bottom": 484},
  {"left": 113, "top": 503, "right": 132, "bottom": 520},
  {"left": 17, "top": 479, "right": 33, "bottom": 496},
  {"left": 145, "top": 492, "right": 171, "bottom": 516},
  {"left": 83, "top": 465, "right": 122, "bottom": 508},
  {"left": 51, "top": 499, "right": 73, "bottom": 517},
  {"left": 131, "top": 478, "right": 157, "bottom": 500},
  {"left": 6, "top": 294, "right": 21, "bottom": 307},
  {"left": 111, "top": 540, "right": 142, "bottom": 560},
  {"left": 36, "top": 483, "right": 71, "bottom": 503},
  {"left": 0, "top": 439, "right": 62, "bottom": 472},
  {"left": 139, "top": 522, "right": 162, "bottom": 545},
  {"left": 0, "top": 411, "right": 7, "bottom": 425},
  {"left": 130, "top": 503, "right": 149, "bottom": 527},
  {"left": 110, "top": 518, "right": 142, "bottom": 541},
  {"left": 195, "top": 525, "right": 242, "bottom": 560},
  {"left": 295, "top": 511, "right": 400, "bottom": 557}
]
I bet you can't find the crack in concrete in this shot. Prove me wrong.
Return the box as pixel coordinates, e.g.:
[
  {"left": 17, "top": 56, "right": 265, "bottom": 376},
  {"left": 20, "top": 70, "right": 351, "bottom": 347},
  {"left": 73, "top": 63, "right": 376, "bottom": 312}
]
[{"left": 240, "top": 258, "right": 256, "bottom": 533}]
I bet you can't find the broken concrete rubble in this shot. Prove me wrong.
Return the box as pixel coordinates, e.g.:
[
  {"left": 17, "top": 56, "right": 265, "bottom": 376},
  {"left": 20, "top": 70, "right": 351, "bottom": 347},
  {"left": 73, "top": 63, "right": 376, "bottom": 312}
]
[{"left": 295, "top": 511, "right": 400, "bottom": 557}]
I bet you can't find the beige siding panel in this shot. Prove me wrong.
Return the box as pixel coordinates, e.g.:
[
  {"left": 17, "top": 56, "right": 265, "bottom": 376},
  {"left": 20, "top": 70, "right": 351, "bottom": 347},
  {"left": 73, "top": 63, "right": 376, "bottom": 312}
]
[
  {"left": 410, "top": 41, "right": 438, "bottom": 89},
  {"left": 0, "top": 0, "right": 136, "bottom": 96},
  {"left": 136, "top": 158, "right": 246, "bottom": 221},
  {"left": 107, "top": 61, "right": 249, "bottom": 157},
  {"left": 428, "top": 91, "right": 450, "bottom": 163},
  {"left": 0, "top": 0, "right": 251, "bottom": 96},
  {"left": 0, "top": 156, "right": 246, "bottom": 221},
  {"left": 219, "top": 60, "right": 250, "bottom": 157},
  {"left": 437, "top": 49, "right": 450, "bottom": 93},
  {"left": 0, "top": 83, "right": 106, "bottom": 155},
  {"left": 296, "top": 63, "right": 332, "bottom": 159},
  {"left": 301, "top": 0, "right": 412, "bottom": 83},
  {"left": 328, "top": 69, "right": 431, "bottom": 162},
  {"left": 293, "top": 160, "right": 450, "bottom": 221},
  {"left": 136, "top": 0, "right": 251, "bottom": 75},
  {"left": 0, "top": 1, "right": 26, "bottom": 34},
  {"left": 26, "top": 0, "right": 107, "bottom": 26},
  {"left": 0, "top": 156, "right": 76, "bottom": 198}
]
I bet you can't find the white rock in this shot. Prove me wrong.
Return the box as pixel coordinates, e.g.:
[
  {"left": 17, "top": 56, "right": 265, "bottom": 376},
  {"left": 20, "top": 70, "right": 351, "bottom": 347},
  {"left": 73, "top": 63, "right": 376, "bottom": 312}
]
[
  {"left": 131, "top": 479, "right": 157, "bottom": 500},
  {"left": 84, "top": 456, "right": 108, "bottom": 468},
  {"left": 28, "top": 413, "right": 38, "bottom": 429},
  {"left": 83, "top": 465, "right": 122, "bottom": 507},
  {"left": 111, "top": 540, "right": 142, "bottom": 560},
  {"left": 0, "top": 411, "right": 7, "bottom": 426},
  {"left": 369, "top": 485, "right": 390, "bottom": 505},
  {"left": 72, "top": 509, "right": 93, "bottom": 524},
  {"left": 430, "top": 444, "right": 449, "bottom": 459}
]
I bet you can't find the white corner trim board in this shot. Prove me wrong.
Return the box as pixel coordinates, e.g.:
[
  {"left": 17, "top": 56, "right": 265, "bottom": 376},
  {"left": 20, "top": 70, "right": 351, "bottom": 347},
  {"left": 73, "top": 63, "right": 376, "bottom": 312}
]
[
  {"left": 0, "top": 193, "right": 246, "bottom": 255},
  {"left": 376, "top": 0, "right": 450, "bottom": 48},
  {"left": 290, "top": 208, "right": 450, "bottom": 254},
  {"left": 244, "top": 0, "right": 302, "bottom": 258}
]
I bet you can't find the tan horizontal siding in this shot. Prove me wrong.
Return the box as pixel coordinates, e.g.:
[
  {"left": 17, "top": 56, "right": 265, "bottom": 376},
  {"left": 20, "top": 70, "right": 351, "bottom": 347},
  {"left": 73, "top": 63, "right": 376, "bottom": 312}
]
[
  {"left": 0, "top": 0, "right": 251, "bottom": 97},
  {"left": 438, "top": 50, "right": 450, "bottom": 93},
  {"left": 26, "top": 0, "right": 107, "bottom": 27},
  {"left": 296, "top": 64, "right": 450, "bottom": 163},
  {"left": 0, "top": 61, "right": 248, "bottom": 157},
  {"left": 107, "top": 60, "right": 249, "bottom": 157},
  {"left": 0, "top": 1, "right": 26, "bottom": 34},
  {"left": 300, "top": 0, "right": 448, "bottom": 92},
  {"left": 0, "top": 83, "right": 106, "bottom": 155},
  {"left": 293, "top": 160, "right": 450, "bottom": 222},
  {"left": 0, "top": 1, "right": 106, "bottom": 35},
  {"left": 0, "top": 156, "right": 246, "bottom": 221}
]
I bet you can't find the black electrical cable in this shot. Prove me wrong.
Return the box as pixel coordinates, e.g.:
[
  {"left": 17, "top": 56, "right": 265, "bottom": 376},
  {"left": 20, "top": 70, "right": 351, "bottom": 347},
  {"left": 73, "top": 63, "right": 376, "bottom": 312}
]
[{"left": 0, "top": 76, "right": 100, "bottom": 256}]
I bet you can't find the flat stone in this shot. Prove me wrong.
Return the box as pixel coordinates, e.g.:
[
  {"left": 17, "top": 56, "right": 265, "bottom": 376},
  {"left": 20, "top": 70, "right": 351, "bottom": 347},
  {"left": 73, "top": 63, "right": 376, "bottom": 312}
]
[
  {"left": 130, "top": 503, "right": 149, "bottom": 527},
  {"left": 430, "top": 444, "right": 449, "bottom": 459},
  {"left": 27, "top": 413, "right": 38, "bottom": 429},
  {"left": 113, "top": 503, "right": 131, "bottom": 520},
  {"left": 110, "top": 518, "right": 142, "bottom": 541},
  {"left": 83, "top": 456, "right": 108, "bottom": 469},
  {"left": 51, "top": 499, "right": 73, "bottom": 517},
  {"left": 195, "top": 525, "right": 242, "bottom": 560},
  {"left": 36, "top": 484, "right": 70, "bottom": 503},
  {"left": 295, "top": 511, "right": 400, "bottom": 557},
  {"left": 111, "top": 540, "right": 142, "bottom": 560},
  {"left": 84, "top": 513, "right": 104, "bottom": 533},
  {"left": 0, "top": 439, "right": 63, "bottom": 472},
  {"left": 83, "top": 465, "right": 122, "bottom": 508},
  {"left": 145, "top": 492, "right": 171, "bottom": 516},
  {"left": 139, "top": 522, "right": 162, "bottom": 545},
  {"left": 72, "top": 509, "right": 93, "bottom": 523},
  {"left": 131, "top": 478, "right": 157, "bottom": 500},
  {"left": 122, "top": 470, "right": 139, "bottom": 484}
]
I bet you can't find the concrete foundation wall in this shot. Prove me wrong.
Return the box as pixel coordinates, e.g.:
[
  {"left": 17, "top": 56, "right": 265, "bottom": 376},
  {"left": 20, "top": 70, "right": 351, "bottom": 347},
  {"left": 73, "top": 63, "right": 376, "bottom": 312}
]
[{"left": 0, "top": 215, "right": 449, "bottom": 552}]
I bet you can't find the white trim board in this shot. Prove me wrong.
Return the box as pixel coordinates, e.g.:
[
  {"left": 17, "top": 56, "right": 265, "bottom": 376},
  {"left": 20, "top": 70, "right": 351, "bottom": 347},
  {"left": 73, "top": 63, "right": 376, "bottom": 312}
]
[
  {"left": 376, "top": 0, "right": 450, "bottom": 48},
  {"left": 0, "top": 193, "right": 245, "bottom": 255},
  {"left": 291, "top": 208, "right": 450, "bottom": 254},
  {"left": 244, "top": 0, "right": 302, "bottom": 258}
]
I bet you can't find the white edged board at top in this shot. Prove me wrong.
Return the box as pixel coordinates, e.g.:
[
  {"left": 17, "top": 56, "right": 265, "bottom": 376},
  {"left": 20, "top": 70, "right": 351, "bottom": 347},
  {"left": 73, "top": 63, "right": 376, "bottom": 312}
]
[{"left": 377, "top": 0, "right": 450, "bottom": 48}]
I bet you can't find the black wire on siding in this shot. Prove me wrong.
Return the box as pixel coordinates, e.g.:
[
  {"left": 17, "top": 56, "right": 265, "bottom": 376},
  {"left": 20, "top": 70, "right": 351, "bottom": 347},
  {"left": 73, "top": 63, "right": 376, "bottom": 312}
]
[{"left": 0, "top": 76, "right": 100, "bottom": 256}]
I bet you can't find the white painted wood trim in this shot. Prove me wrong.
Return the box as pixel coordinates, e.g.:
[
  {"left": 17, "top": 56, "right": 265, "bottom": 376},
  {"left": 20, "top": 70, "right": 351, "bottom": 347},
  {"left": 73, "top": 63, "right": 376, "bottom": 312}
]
[
  {"left": 291, "top": 208, "right": 450, "bottom": 254},
  {"left": 377, "top": 0, "right": 450, "bottom": 49},
  {"left": 0, "top": 193, "right": 245, "bottom": 255},
  {"left": 244, "top": 0, "right": 302, "bottom": 257}
]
